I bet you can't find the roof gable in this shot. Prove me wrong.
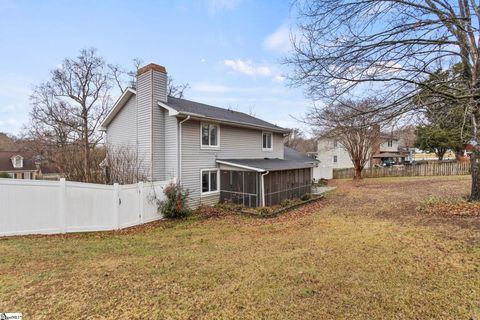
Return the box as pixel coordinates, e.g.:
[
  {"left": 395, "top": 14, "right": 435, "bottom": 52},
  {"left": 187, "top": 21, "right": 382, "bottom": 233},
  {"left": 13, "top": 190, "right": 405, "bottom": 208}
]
[{"left": 100, "top": 88, "right": 136, "bottom": 130}]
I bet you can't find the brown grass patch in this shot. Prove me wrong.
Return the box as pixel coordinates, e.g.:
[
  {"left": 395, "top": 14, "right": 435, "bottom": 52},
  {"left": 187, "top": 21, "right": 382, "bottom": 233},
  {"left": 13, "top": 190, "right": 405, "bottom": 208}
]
[{"left": 1, "top": 176, "right": 479, "bottom": 319}]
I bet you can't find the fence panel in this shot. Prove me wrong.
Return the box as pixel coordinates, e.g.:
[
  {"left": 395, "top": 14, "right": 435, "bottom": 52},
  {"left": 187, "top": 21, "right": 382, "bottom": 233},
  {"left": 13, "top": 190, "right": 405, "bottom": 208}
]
[
  {"left": 0, "top": 179, "right": 61, "bottom": 236},
  {"left": 119, "top": 184, "right": 141, "bottom": 229},
  {"left": 0, "top": 178, "right": 172, "bottom": 237},
  {"left": 333, "top": 162, "right": 471, "bottom": 179},
  {"left": 65, "top": 181, "right": 117, "bottom": 233}
]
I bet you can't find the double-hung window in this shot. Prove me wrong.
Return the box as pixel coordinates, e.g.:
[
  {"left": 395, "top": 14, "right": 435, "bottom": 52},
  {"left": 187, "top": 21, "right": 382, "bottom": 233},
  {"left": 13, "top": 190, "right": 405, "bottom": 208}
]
[
  {"left": 387, "top": 140, "right": 393, "bottom": 147},
  {"left": 201, "top": 123, "right": 219, "bottom": 148},
  {"left": 201, "top": 169, "right": 219, "bottom": 194},
  {"left": 333, "top": 155, "right": 338, "bottom": 163},
  {"left": 262, "top": 132, "right": 273, "bottom": 151}
]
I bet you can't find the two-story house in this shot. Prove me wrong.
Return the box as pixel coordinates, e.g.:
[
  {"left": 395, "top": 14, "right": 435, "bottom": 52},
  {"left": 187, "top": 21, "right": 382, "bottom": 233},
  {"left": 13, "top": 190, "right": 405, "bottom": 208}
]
[
  {"left": 100, "top": 63, "right": 314, "bottom": 208},
  {"left": 314, "top": 131, "right": 407, "bottom": 179}
]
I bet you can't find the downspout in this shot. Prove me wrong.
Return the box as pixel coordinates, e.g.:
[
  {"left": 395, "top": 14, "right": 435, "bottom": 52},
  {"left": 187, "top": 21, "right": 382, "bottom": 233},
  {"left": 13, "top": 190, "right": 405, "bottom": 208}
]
[
  {"left": 178, "top": 115, "right": 191, "bottom": 183},
  {"left": 260, "top": 171, "right": 270, "bottom": 207}
]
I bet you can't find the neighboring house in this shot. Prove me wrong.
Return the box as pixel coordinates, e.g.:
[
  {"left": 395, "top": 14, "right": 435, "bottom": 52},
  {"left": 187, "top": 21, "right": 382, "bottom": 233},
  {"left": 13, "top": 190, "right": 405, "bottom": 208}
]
[
  {"left": 371, "top": 135, "right": 407, "bottom": 165},
  {"left": 315, "top": 131, "right": 407, "bottom": 179},
  {"left": 101, "top": 63, "right": 315, "bottom": 208},
  {"left": 0, "top": 151, "right": 39, "bottom": 179}
]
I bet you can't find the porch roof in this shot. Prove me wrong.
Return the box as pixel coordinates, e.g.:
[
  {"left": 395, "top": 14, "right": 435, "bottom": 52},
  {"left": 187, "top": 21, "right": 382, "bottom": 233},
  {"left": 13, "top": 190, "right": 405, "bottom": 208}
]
[
  {"left": 372, "top": 152, "right": 406, "bottom": 158},
  {"left": 216, "top": 158, "right": 315, "bottom": 172}
]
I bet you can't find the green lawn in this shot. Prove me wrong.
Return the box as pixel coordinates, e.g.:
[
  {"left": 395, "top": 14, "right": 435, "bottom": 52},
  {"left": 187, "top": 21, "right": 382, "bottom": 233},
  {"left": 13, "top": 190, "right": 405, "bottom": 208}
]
[{"left": 1, "top": 176, "right": 479, "bottom": 319}]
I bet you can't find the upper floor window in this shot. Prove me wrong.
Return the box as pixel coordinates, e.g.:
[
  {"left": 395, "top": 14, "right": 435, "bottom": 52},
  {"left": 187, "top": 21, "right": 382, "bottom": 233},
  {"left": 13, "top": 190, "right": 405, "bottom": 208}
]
[
  {"left": 262, "top": 132, "right": 273, "bottom": 151},
  {"left": 333, "top": 140, "right": 338, "bottom": 148},
  {"left": 387, "top": 140, "right": 393, "bottom": 147},
  {"left": 333, "top": 155, "right": 338, "bottom": 163},
  {"left": 201, "top": 123, "right": 219, "bottom": 148}
]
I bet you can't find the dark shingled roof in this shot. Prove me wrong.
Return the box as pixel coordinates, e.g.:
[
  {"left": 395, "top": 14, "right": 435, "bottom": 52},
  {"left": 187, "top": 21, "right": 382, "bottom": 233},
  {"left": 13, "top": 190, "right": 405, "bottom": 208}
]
[
  {"left": 0, "top": 151, "right": 37, "bottom": 172},
  {"left": 284, "top": 147, "right": 318, "bottom": 163},
  {"left": 165, "top": 96, "right": 288, "bottom": 133},
  {"left": 217, "top": 158, "right": 315, "bottom": 171}
]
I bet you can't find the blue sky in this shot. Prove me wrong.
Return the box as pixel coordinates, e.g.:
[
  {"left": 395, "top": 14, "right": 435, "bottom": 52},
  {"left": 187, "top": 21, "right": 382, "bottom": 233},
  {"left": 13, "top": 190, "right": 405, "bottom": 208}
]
[{"left": 0, "top": 0, "right": 312, "bottom": 135}]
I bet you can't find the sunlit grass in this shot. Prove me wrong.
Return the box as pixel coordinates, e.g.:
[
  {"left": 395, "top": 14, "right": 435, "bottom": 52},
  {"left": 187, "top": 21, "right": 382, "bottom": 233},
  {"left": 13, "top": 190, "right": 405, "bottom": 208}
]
[{"left": 0, "top": 176, "right": 479, "bottom": 319}]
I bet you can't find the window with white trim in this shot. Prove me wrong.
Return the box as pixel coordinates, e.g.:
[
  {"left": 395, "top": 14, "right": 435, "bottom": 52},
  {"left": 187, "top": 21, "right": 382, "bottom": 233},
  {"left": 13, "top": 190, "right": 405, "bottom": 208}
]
[
  {"left": 201, "top": 169, "right": 219, "bottom": 194},
  {"left": 201, "top": 123, "right": 219, "bottom": 148},
  {"left": 333, "top": 140, "right": 338, "bottom": 147},
  {"left": 333, "top": 155, "right": 338, "bottom": 163},
  {"left": 387, "top": 140, "right": 393, "bottom": 147},
  {"left": 262, "top": 132, "right": 272, "bottom": 150},
  {"left": 24, "top": 172, "right": 31, "bottom": 179},
  {"left": 12, "top": 155, "right": 23, "bottom": 169}
]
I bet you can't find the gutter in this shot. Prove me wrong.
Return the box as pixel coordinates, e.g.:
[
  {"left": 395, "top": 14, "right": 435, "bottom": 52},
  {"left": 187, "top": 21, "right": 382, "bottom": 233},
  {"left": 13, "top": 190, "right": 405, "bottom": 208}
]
[
  {"left": 260, "top": 171, "right": 270, "bottom": 207},
  {"left": 178, "top": 115, "right": 191, "bottom": 183}
]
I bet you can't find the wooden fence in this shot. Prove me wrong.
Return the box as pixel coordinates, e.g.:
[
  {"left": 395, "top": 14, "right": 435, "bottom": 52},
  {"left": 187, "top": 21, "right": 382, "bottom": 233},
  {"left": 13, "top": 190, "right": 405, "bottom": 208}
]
[{"left": 333, "top": 161, "right": 471, "bottom": 179}]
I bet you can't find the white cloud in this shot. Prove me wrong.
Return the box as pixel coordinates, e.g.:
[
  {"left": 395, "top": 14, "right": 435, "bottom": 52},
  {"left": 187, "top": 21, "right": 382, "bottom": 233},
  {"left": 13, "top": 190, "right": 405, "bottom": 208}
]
[
  {"left": 264, "top": 24, "right": 292, "bottom": 53},
  {"left": 200, "top": 58, "right": 207, "bottom": 63},
  {"left": 223, "top": 59, "right": 272, "bottom": 77},
  {"left": 272, "top": 74, "right": 286, "bottom": 83},
  {"left": 206, "top": 0, "right": 243, "bottom": 15}
]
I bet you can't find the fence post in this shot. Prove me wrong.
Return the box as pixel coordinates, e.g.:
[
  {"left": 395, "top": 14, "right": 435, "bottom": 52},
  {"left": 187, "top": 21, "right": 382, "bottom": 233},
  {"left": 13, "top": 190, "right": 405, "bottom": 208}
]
[
  {"left": 113, "top": 183, "right": 120, "bottom": 229},
  {"left": 138, "top": 181, "right": 144, "bottom": 224},
  {"left": 58, "top": 178, "right": 66, "bottom": 233}
]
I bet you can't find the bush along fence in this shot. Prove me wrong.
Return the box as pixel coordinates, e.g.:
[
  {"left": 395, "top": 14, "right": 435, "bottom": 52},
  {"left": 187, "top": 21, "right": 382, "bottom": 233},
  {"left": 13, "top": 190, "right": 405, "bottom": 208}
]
[
  {"left": 333, "top": 161, "right": 471, "bottom": 179},
  {"left": 0, "top": 178, "right": 173, "bottom": 237}
]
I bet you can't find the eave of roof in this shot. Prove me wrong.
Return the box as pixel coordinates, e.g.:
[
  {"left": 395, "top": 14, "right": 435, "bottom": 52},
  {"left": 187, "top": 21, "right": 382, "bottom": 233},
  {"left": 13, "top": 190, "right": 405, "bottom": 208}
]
[
  {"left": 100, "top": 88, "right": 136, "bottom": 130},
  {"left": 216, "top": 158, "right": 315, "bottom": 172},
  {"left": 170, "top": 111, "right": 289, "bottom": 134}
]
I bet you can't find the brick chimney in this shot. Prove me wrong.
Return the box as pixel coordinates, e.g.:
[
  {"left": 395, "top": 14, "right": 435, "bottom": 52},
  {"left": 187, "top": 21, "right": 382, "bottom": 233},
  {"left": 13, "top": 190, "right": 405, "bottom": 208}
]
[
  {"left": 136, "top": 63, "right": 168, "bottom": 180},
  {"left": 136, "top": 63, "right": 168, "bottom": 103}
]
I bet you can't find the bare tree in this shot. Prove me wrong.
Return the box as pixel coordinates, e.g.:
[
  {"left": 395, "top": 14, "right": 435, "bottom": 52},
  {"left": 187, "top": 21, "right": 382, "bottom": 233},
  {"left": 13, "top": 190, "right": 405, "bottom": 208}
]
[
  {"left": 104, "top": 145, "right": 147, "bottom": 184},
  {"left": 287, "top": 0, "right": 480, "bottom": 199},
  {"left": 28, "top": 48, "right": 112, "bottom": 182},
  {"left": 308, "top": 99, "right": 385, "bottom": 179},
  {"left": 284, "top": 128, "right": 316, "bottom": 152}
]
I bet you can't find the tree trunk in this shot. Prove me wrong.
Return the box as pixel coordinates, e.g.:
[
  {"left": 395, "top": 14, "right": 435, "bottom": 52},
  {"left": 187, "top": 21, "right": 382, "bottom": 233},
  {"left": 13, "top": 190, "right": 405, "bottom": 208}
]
[
  {"left": 82, "top": 111, "right": 91, "bottom": 183},
  {"left": 353, "top": 166, "right": 363, "bottom": 180},
  {"left": 470, "top": 150, "right": 480, "bottom": 201}
]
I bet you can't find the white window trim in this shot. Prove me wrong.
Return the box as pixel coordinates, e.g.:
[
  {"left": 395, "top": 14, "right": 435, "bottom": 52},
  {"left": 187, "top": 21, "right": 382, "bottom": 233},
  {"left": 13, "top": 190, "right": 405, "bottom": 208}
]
[
  {"left": 200, "top": 168, "right": 220, "bottom": 196},
  {"left": 262, "top": 131, "right": 273, "bottom": 151},
  {"left": 12, "top": 156, "right": 23, "bottom": 169},
  {"left": 200, "top": 122, "right": 221, "bottom": 150}
]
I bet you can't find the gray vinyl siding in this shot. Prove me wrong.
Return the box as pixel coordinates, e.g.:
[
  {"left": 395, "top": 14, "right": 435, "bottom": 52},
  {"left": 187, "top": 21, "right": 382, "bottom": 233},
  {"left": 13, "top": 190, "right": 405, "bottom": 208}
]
[
  {"left": 106, "top": 95, "right": 137, "bottom": 148},
  {"left": 181, "top": 119, "right": 284, "bottom": 208},
  {"left": 200, "top": 193, "right": 220, "bottom": 206},
  {"left": 151, "top": 71, "right": 168, "bottom": 181},
  {"left": 164, "top": 115, "right": 178, "bottom": 180},
  {"left": 152, "top": 106, "right": 165, "bottom": 181},
  {"left": 153, "top": 71, "right": 168, "bottom": 103},
  {"left": 136, "top": 72, "right": 153, "bottom": 179}
]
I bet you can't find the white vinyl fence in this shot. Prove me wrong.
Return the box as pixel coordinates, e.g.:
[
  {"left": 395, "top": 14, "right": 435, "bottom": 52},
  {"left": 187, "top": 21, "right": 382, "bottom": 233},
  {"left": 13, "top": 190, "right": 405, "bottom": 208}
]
[{"left": 0, "top": 178, "right": 173, "bottom": 237}]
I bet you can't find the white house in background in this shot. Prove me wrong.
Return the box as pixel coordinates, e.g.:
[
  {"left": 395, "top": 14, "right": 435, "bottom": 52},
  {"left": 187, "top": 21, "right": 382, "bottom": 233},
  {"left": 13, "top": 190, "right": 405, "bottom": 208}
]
[
  {"left": 101, "top": 63, "right": 316, "bottom": 208},
  {"left": 314, "top": 133, "right": 406, "bottom": 179}
]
